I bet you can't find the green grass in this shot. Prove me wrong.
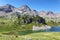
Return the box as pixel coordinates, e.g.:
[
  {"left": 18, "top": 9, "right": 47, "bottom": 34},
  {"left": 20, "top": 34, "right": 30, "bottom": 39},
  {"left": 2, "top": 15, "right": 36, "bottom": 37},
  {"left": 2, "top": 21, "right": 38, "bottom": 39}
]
[
  {"left": 0, "top": 32, "right": 60, "bottom": 40},
  {"left": 46, "top": 21, "right": 60, "bottom": 26},
  {"left": 0, "top": 18, "right": 60, "bottom": 40}
]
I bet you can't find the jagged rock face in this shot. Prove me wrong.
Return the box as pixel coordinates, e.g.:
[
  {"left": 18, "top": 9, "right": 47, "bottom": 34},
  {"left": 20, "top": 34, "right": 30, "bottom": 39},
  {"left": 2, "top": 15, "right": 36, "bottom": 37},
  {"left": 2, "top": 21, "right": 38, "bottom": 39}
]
[
  {"left": 0, "top": 4, "right": 15, "bottom": 13},
  {"left": 39, "top": 11, "right": 54, "bottom": 15},
  {"left": 19, "top": 5, "right": 31, "bottom": 12},
  {"left": 0, "top": 4, "right": 16, "bottom": 16},
  {"left": 32, "top": 10, "right": 38, "bottom": 15},
  {"left": 0, "top": 4, "right": 60, "bottom": 22},
  {"left": 18, "top": 5, "right": 32, "bottom": 15},
  {"left": 0, "top": 4, "right": 38, "bottom": 17},
  {"left": 38, "top": 11, "right": 60, "bottom": 22},
  {"left": 18, "top": 5, "right": 38, "bottom": 16},
  {"left": 39, "top": 11, "right": 55, "bottom": 18},
  {"left": 46, "top": 11, "right": 54, "bottom": 15}
]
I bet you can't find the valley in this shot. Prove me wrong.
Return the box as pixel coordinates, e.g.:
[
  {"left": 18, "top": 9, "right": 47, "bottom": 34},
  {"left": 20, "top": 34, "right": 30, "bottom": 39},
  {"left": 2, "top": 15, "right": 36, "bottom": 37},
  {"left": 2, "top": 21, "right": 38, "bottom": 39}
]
[{"left": 0, "top": 4, "right": 60, "bottom": 40}]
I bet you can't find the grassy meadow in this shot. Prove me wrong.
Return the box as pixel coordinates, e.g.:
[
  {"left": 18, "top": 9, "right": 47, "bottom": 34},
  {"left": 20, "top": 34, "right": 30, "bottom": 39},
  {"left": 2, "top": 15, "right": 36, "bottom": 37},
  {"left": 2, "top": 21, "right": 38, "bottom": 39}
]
[
  {"left": 0, "top": 16, "right": 60, "bottom": 40},
  {"left": 0, "top": 32, "right": 60, "bottom": 40}
]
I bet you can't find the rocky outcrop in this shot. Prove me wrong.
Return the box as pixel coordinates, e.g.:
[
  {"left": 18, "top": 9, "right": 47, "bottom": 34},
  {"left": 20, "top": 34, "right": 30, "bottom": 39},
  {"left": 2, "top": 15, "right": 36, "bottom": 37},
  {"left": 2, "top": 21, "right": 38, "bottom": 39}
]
[
  {"left": 32, "top": 25, "right": 51, "bottom": 31},
  {"left": 0, "top": 4, "right": 15, "bottom": 13},
  {"left": 18, "top": 5, "right": 31, "bottom": 12}
]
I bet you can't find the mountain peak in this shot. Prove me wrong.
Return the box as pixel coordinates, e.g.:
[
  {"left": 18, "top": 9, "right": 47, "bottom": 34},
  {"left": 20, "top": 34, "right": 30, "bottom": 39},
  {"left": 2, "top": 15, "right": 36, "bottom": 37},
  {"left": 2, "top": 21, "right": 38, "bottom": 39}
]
[
  {"left": 19, "top": 5, "right": 31, "bottom": 12},
  {"left": 4, "top": 4, "right": 15, "bottom": 8},
  {"left": 0, "top": 4, "right": 15, "bottom": 13},
  {"left": 21, "top": 5, "right": 29, "bottom": 8},
  {"left": 47, "top": 11, "right": 54, "bottom": 15}
]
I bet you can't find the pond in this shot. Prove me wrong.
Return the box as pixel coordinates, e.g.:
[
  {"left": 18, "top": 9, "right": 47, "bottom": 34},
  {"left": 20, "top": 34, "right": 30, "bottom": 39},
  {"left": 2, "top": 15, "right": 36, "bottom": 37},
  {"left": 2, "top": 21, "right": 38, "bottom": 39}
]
[
  {"left": 50, "top": 26, "right": 60, "bottom": 32},
  {"left": 44, "top": 26, "right": 60, "bottom": 32}
]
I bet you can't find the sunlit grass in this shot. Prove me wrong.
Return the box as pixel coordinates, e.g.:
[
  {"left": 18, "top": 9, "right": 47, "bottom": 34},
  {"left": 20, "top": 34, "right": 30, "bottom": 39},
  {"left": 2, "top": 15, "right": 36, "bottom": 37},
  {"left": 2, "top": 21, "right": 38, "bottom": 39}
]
[{"left": 0, "top": 32, "right": 60, "bottom": 40}]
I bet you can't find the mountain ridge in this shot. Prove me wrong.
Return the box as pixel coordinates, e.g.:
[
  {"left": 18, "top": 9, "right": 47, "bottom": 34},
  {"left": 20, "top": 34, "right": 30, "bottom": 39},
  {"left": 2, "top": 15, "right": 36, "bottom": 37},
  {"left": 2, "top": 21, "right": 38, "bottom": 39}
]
[{"left": 0, "top": 4, "right": 60, "bottom": 21}]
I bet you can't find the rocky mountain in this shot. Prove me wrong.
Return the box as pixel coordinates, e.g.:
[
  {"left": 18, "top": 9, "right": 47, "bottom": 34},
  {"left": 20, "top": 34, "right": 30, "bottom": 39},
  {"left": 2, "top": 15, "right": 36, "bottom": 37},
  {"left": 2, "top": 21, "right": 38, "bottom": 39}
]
[
  {"left": 0, "top": 4, "right": 16, "bottom": 16},
  {"left": 0, "top": 4, "right": 15, "bottom": 13},
  {"left": 0, "top": 4, "right": 38, "bottom": 16},
  {"left": 0, "top": 4, "right": 60, "bottom": 22},
  {"left": 39, "top": 11, "right": 60, "bottom": 22},
  {"left": 19, "top": 5, "right": 31, "bottom": 12},
  {"left": 18, "top": 5, "right": 38, "bottom": 16},
  {"left": 0, "top": 4, "right": 56, "bottom": 16},
  {"left": 39, "top": 11, "right": 55, "bottom": 17}
]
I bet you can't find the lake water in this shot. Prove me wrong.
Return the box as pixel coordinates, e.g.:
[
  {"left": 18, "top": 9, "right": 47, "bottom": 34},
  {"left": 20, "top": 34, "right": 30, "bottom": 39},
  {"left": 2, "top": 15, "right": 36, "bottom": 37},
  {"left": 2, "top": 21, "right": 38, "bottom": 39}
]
[
  {"left": 45, "top": 26, "right": 60, "bottom": 32},
  {"left": 50, "top": 26, "right": 60, "bottom": 32}
]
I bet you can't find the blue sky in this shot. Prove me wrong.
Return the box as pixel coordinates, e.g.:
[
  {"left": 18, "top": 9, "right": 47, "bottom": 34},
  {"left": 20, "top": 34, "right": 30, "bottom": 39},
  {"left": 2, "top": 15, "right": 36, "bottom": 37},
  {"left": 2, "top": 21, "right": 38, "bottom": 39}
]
[{"left": 0, "top": 0, "right": 60, "bottom": 13}]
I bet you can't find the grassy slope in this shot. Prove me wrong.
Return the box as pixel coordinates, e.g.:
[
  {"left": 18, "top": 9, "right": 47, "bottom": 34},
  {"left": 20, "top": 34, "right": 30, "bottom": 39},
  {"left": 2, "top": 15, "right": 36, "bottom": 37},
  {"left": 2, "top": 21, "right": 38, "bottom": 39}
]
[
  {"left": 0, "top": 18, "right": 60, "bottom": 40},
  {"left": 0, "top": 32, "right": 60, "bottom": 40},
  {"left": 46, "top": 21, "right": 60, "bottom": 26}
]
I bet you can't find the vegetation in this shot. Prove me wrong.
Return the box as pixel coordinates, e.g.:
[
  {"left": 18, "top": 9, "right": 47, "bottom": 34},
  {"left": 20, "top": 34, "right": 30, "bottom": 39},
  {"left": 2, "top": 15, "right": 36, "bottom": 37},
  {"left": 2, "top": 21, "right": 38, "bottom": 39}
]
[
  {"left": 0, "top": 32, "right": 60, "bottom": 40},
  {"left": 0, "top": 13, "right": 60, "bottom": 40},
  {"left": 46, "top": 21, "right": 60, "bottom": 26}
]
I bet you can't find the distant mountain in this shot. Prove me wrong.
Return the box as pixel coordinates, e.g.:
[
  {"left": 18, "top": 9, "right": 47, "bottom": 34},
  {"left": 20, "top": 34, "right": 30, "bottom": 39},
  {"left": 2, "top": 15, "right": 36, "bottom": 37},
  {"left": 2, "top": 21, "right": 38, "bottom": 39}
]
[
  {"left": 39, "top": 11, "right": 60, "bottom": 22},
  {"left": 0, "top": 4, "right": 15, "bottom": 13},
  {"left": 0, "top": 4, "right": 16, "bottom": 16},
  {"left": 39, "top": 11, "right": 54, "bottom": 15},
  {"left": 0, "top": 4, "right": 60, "bottom": 22},
  {"left": 0, "top": 4, "right": 56, "bottom": 16},
  {"left": 17, "top": 5, "right": 38, "bottom": 15},
  {"left": 18, "top": 5, "right": 31, "bottom": 12}
]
